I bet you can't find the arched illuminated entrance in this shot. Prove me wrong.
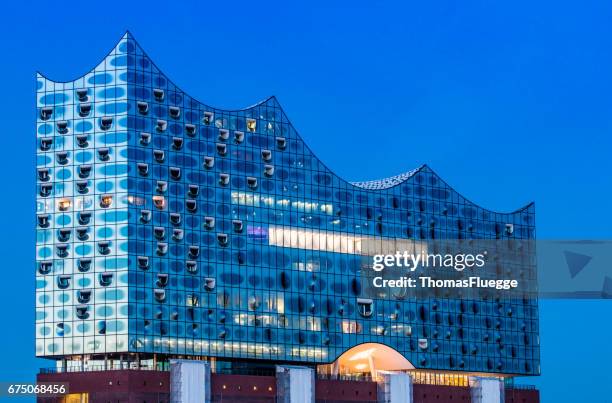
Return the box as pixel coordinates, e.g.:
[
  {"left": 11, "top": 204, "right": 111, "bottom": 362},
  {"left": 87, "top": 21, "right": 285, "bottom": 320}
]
[{"left": 320, "top": 343, "right": 414, "bottom": 379}]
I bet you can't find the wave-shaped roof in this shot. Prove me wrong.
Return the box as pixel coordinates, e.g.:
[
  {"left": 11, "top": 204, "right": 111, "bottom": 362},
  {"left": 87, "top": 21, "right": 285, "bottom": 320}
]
[
  {"left": 350, "top": 166, "right": 425, "bottom": 190},
  {"left": 37, "top": 31, "right": 534, "bottom": 215}
]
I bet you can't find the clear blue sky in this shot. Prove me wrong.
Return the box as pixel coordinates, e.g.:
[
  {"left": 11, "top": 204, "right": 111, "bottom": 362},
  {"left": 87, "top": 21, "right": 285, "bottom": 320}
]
[{"left": 1, "top": 1, "right": 610, "bottom": 402}]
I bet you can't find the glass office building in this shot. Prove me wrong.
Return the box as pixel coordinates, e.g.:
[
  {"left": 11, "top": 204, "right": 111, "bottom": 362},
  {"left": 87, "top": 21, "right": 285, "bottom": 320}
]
[{"left": 36, "top": 33, "right": 539, "bottom": 377}]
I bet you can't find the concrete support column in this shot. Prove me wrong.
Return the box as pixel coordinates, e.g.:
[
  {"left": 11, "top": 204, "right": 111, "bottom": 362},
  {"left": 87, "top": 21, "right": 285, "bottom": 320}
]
[
  {"left": 470, "top": 377, "right": 504, "bottom": 403},
  {"left": 377, "top": 371, "right": 413, "bottom": 403},
  {"left": 276, "top": 365, "right": 315, "bottom": 403},
  {"left": 170, "top": 359, "right": 210, "bottom": 403}
]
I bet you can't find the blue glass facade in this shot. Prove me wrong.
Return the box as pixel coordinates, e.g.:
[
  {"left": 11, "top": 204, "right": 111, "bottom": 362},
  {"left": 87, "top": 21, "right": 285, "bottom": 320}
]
[{"left": 36, "top": 33, "right": 539, "bottom": 376}]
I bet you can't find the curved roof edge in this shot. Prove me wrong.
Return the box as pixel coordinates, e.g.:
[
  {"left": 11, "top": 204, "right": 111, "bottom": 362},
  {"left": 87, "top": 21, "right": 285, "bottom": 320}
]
[{"left": 36, "top": 31, "right": 535, "bottom": 216}]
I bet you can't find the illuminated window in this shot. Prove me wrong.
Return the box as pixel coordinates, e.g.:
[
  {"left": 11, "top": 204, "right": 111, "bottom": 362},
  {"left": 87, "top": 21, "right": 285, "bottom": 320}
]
[
  {"left": 100, "top": 194, "right": 113, "bottom": 208},
  {"left": 187, "top": 294, "right": 199, "bottom": 307},
  {"left": 153, "top": 195, "right": 166, "bottom": 210},
  {"left": 58, "top": 198, "right": 72, "bottom": 212},
  {"left": 246, "top": 118, "right": 256, "bottom": 132},
  {"left": 341, "top": 320, "right": 362, "bottom": 334}
]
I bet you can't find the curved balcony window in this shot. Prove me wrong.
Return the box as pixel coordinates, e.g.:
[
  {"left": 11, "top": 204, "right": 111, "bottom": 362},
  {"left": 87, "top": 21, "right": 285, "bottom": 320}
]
[
  {"left": 170, "top": 167, "right": 181, "bottom": 180},
  {"left": 100, "top": 194, "right": 113, "bottom": 208},
  {"left": 56, "top": 244, "right": 69, "bottom": 258},
  {"left": 203, "top": 156, "right": 214, "bottom": 169},
  {"left": 156, "top": 181, "right": 167, "bottom": 193},
  {"left": 186, "top": 260, "right": 197, "bottom": 274},
  {"left": 57, "top": 198, "right": 71, "bottom": 212},
  {"left": 137, "top": 101, "right": 149, "bottom": 115},
  {"left": 276, "top": 136, "right": 287, "bottom": 150},
  {"left": 99, "top": 272, "right": 113, "bottom": 287},
  {"left": 261, "top": 149, "right": 272, "bottom": 161},
  {"left": 36, "top": 214, "right": 51, "bottom": 228},
  {"left": 188, "top": 245, "right": 199, "bottom": 258},
  {"left": 172, "top": 229, "right": 183, "bottom": 241},
  {"left": 57, "top": 275, "right": 71, "bottom": 289},
  {"left": 76, "top": 88, "right": 88, "bottom": 102},
  {"left": 153, "top": 195, "right": 166, "bottom": 210},
  {"left": 216, "top": 143, "right": 227, "bottom": 156},
  {"left": 77, "top": 289, "right": 92, "bottom": 303},
  {"left": 97, "top": 321, "right": 107, "bottom": 335},
  {"left": 156, "top": 242, "right": 168, "bottom": 256},
  {"left": 79, "top": 103, "right": 91, "bottom": 117},
  {"left": 38, "top": 260, "right": 53, "bottom": 275},
  {"left": 188, "top": 184, "right": 199, "bottom": 198},
  {"left": 264, "top": 164, "right": 275, "bottom": 177},
  {"left": 57, "top": 228, "right": 71, "bottom": 242},
  {"left": 77, "top": 258, "right": 92, "bottom": 272},
  {"left": 75, "top": 305, "right": 89, "bottom": 319},
  {"left": 37, "top": 168, "right": 50, "bottom": 182},
  {"left": 246, "top": 118, "right": 256, "bottom": 132},
  {"left": 204, "top": 216, "right": 215, "bottom": 230},
  {"left": 76, "top": 135, "right": 89, "bottom": 148},
  {"left": 234, "top": 131, "right": 244, "bottom": 144},
  {"left": 217, "top": 233, "right": 229, "bottom": 247},
  {"left": 78, "top": 165, "right": 92, "bottom": 178},
  {"left": 170, "top": 213, "right": 181, "bottom": 226},
  {"left": 37, "top": 214, "right": 50, "bottom": 228},
  {"left": 137, "top": 163, "right": 149, "bottom": 176},
  {"left": 78, "top": 212, "right": 92, "bottom": 225},
  {"left": 156, "top": 273, "right": 169, "bottom": 288},
  {"left": 56, "top": 323, "right": 65, "bottom": 337},
  {"left": 75, "top": 180, "right": 89, "bottom": 194},
  {"left": 186, "top": 199, "right": 197, "bottom": 213},
  {"left": 218, "top": 129, "right": 229, "bottom": 141},
  {"left": 232, "top": 220, "right": 243, "bottom": 233},
  {"left": 97, "top": 241, "right": 111, "bottom": 255},
  {"left": 140, "top": 209, "right": 152, "bottom": 223},
  {"left": 140, "top": 132, "right": 151, "bottom": 145},
  {"left": 40, "top": 107, "right": 53, "bottom": 121},
  {"left": 153, "top": 88, "right": 164, "bottom": 101},
  {"left": 172, "top": 137, "right": 183, "bottom": 150},
  {"left": 57, "top": 120, "right": 69, "bottom": 134},
  {"left": 154, "top": 226, "right": 166, "bottom": 240},
  {"left": 154, "top": 289, "right": 166, "bottom": 302},
  {"left": 185, "top": 124, "right": 196, "bottom": 137},
  {"left": 40, "top": 137, "right": 53, "bottom": 151},
  {"left": 203, "top": 111, "right": 213, "bottom": 125},
  {"left": 219, "top": 173, "right": 229, "bottom": 186},
  {"left": 204, "top": 277, "right": 216, "bottom": 291},
  {"left": 247, "top": 177, "right": 258, "bottom": 189},
  {"left": 169, "top": 106, "right": 181, "bottom": 119},
  {"left": 76, "top": 226, "right": 89, "bottom": 241},
  {"left": 98, "top": 147, "right": 110, "bottom": 162},
  {"left": 156, "top": 119, "right": 167, "bottom": 132},
  {"left": 99, "top": 117, "right": 113, "bottom": 131},
  {"left": 357, "top": 298, "right": 374, "bottom": 318},
  {"left": 153, "top": 149, "right": 165, "bottom": 163},
  {"left": 137, "top": 256, "right": 149, "bottom": 270},
  {"left": 56, "top": 151, "right": 69, "bottom": 165}
]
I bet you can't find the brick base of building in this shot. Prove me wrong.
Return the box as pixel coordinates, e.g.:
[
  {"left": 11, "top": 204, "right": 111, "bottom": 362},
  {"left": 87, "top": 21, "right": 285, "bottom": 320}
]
[{"left": 37, "top": 370, "right": 539, "bottom": 403}]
